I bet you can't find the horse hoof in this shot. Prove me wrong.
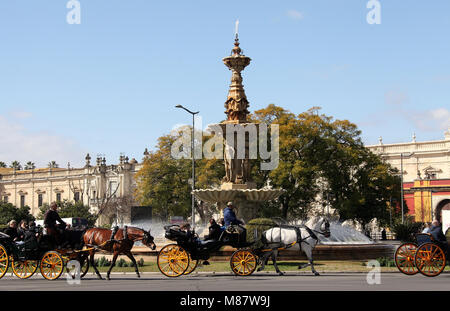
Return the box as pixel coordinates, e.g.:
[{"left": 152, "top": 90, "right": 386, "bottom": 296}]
[
  {"left": 314, "top": 272, "right": 320, "bottom": 276},
  {"left": 137, "top": 275, "right": 141, "bottom": 278},
  {"left": 278, "top": 272, "right": 285, "bottom": 276},
  {"left": 257, "top": 268, "right": 262, "bottom": 272}
]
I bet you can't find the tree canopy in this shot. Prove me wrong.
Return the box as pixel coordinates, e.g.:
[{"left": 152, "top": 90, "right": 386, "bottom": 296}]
[
  {"left": 0, "top": 203, "right": 35, "bottom": 225},
  {"left": 135, "top": 130, "right": 223, "bottom": 221},
  {"left": 250, "top": 104, "right": 402, "bottom": 227}
]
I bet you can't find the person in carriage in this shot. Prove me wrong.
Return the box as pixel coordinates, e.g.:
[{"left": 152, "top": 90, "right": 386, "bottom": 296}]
[
  {"left": 44, "top": 202, "right": 68, "bottom": 248},
  {"left": 3, "top": 220, "right": 20, "bottom": 241},
  {"left": 223, "top": 202, "right": 246, "bottom": 242},
  {"left": 430, "top": 220, "right": 448, "bottom": 256},
  {"left": 16, "top": 220, "right": 28, "bottom": 241},
  {"left": 204, "top": 218, "right": 222, "bottom": 241}
]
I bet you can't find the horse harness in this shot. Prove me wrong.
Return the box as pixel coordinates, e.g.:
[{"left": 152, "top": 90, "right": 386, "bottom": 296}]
[
  {"left": 109, "top": 225, "right": 143, "bottom": 243},
  {"left": 261, "top": 223, "right": 327, "bottom": 252}
]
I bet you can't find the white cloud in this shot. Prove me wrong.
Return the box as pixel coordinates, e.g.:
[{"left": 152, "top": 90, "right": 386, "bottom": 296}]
[
  {"left": 9, "top": 110, "right": 33, "bottom": 120},
  {"left": 410, "top": 108, "right": 450, "bottom": 132},
  {"left": 383, "top": 90, "right": 450, "bottom": 132},
  {"left": 0, "top": 115, "right": 86, "bottom": 168},
  {"left": 287, "top": 10, "right": 304, "bottom": 20}
]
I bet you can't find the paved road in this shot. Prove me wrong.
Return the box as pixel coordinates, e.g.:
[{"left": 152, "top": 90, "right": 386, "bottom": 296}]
[{"left": 2, "top": 272, "right": 450, "bottom": 291}]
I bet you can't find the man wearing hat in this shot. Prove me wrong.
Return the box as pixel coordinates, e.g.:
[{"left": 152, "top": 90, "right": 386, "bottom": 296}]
[
  {"left": 44, "top": 202, "right": 67, "bottom": 247},
  {"left": 223, "top": 202, "right": 246, "bottom": 241},
  {"left": 223, "top": 202, "right": 244, "bottom": 227}
]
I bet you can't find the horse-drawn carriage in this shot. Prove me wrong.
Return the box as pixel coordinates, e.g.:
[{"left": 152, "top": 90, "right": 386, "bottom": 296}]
[
  {"left": 157, "top": 217, "right": 331, "bottom": 277},
  {"left": 395, "top": 233, "right": 447, "bottom": 277},
  {"left": 157, "top": 224, "right": 258, "bottom": 277},
  {"left": 0, "top": 226, "right": 90, "bottom": 280}
]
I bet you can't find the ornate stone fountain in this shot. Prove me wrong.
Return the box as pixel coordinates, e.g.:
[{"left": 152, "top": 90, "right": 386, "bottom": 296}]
[{"left": 192, "top": 35, "right": 284, "bottom": 221}]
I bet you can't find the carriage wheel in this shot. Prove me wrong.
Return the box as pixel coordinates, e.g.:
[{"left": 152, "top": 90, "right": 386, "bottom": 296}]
[
  {"left": 414, "top": 242, "right": 446, "bottom": 277},
  {"left": 157, "top": 244, "right": 190, "bottom": 277},
  {"left": 11, "top": 259, "right": 38, "bottom": 279},
  {"left": 183, "top": 254, "right": 198, "bottom": 275},
  {"left": 395, "top": 243, "right": 418, "bottom": 275},
  {"left": 40, "top": 251, "right": 64, "bottom": 280},
  {"left": 230, "top": 249, "right": 257, "bottom": 276},
  {"left": 0, "top": 244, "right": 9, "bottom": 279}
]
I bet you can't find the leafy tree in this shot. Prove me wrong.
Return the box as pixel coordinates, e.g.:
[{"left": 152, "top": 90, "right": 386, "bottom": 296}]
[
  {"left": 24, "top": 161, "right": 36, "bottom": 170},
  {"left": 48, "top": 161, "right": 59, "bottom": 168},
  {"left": 0, "top": 203, "right": 35, "bottom": 225},
  {"left": 251, "top": 104, "right": 401, "bottom": 226},
  {"left": 0, "top": 162, "right": 6, "bottom": 168},
  {"left": 10, "top": 161, "right": 21, "bottom": 170},
  {"left": 135, "top": 128, "right": 223, "bottom": 222}
]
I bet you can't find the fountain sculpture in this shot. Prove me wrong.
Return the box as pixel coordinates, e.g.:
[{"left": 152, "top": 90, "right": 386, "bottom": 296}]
[{"left": 192, "top": 35, "right": 284, "bottom": 221}]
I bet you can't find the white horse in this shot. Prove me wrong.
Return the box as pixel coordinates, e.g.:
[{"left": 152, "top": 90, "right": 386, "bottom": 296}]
[{"left": 257, "top": 217, "right": 330, "bottom": 276}]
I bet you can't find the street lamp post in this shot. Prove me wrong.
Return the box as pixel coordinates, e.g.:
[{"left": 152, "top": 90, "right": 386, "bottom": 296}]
[{"left": 175, "top": 105, "right": 199, "bottom": 229}]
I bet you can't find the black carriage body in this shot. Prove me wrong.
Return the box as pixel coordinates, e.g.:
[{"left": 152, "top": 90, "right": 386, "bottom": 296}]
[
  {"left": 164, "top": 225, "right": 252, "bottom": 261},
  {"left": 0, "top": 231, "right": 52, "bottom": 261}
]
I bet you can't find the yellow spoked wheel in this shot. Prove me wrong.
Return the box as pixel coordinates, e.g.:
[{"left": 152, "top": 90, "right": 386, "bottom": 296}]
[
  {"left": 12, "top": 259, "right": 38, "bottom": 279},
  {"left": 0, "top": 244, "right": 9, "bottom": 279},
  {"left": 157, "top": 244, "right": 190, "bottom": 277},
  {"left": 184, "top": 254, "right": 198, "bottom": 275},
  {"left": 40, "top": 251, "right": 64, "bottom": 280},
  {"left": 395, "top": 243, "right": 418, "bottom": 275},
  {"left": 230, "top": 249, "right": 257, "bottom": 276},
  {"left": 414, "top": 242, "right": 446, "bottom": 277}
]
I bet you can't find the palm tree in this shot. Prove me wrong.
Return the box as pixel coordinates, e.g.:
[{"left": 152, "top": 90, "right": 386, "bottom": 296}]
[
  {"left": 0, "top": 162, "right": 6, "bottom": 168},
  {"left": 24, "top": 161, "right": 36, "bottom": 170},
  {"left": 10, "top": 161, "right": 22, "bottom": 170},
  {"left": 48, "top": 161, "right": 59, "bottom": 169}
]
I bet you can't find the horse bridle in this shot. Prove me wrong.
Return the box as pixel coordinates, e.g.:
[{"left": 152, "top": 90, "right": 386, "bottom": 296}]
[{"left": 311, "top": 221, "right": 330, "bottom": 238}]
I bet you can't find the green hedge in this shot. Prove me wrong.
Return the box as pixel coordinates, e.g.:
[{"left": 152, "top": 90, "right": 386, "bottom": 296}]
[
  {"left": 392, "top": 220, "right": 423, "bottom": 242},
  {"left": 246, "top": 218, "right": 277, "bottom": 247}
]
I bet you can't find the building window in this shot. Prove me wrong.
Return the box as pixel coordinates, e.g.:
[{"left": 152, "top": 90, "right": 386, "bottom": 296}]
[
  {"left": 38, "top": 194, "right": 43, "bottom": 207},
  {"left": 20, "top": 195, "right": 25, "bottom": 208},
  {"left": 56, "top": 193, "right": 61, "bottom": 202},
  {"left": 3, "top": 196, "right": 8, "bottom": 203},
  {"left": 74, "top": 192, "right": 80, "bottom": 202}
]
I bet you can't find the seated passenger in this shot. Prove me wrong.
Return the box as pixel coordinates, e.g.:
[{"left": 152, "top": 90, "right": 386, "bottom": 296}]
[
  {"left": 204, "top": 218, "right": 222, "bottom": 241},
  {"left": 430, "top": 220, "right": 448, "bottom": 254},
  {"left": 16, "top": 220, "right": 28, "bottom": 242},
  {"left": 422, "top": 222, "right": 432, "bottom": 234},
  {"left": 3, "top": 220, "right": 19, "bottom": 241},
  {"left": 219, "top": 218, "right": 226, "bottom": 231}
]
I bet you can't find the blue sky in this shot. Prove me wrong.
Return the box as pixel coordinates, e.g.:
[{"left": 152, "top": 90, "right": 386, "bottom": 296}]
[{"left": 0, "top": 1, "right": 449, "bottom": 168}]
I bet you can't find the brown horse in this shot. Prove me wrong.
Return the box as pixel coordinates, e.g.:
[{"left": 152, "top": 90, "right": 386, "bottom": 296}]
[{"left": 83, "top": 226, "right": 156, "bottom": 280}]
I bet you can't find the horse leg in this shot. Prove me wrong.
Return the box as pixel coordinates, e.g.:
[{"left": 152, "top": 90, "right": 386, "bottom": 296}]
[
  {"left": 106, "top": 252, "right": 119, "bottom": 281},
  {"left": 271, "top": 250, "right": 284, "bottom": 276},
  {"left": 89, "top": 250, "right": 103, "bottom": 280},
  {"left": 125, "top": 251, "right": 140, "bottom": 278},
  {"left": 304, "top": 245, "right": 319, "bottom": 276},
  {"left": 257, "top": 251, "right": 271, "bottom": 272}
]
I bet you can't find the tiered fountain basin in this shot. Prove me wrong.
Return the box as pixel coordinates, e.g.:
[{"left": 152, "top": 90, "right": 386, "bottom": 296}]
[{"left": 192, "top": 188, "right": 286, "bottom": 203}]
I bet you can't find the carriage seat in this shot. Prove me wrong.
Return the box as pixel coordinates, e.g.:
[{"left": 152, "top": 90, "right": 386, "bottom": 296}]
[{"left": 416, "top": 233, "right": 434, "bottom": 246}]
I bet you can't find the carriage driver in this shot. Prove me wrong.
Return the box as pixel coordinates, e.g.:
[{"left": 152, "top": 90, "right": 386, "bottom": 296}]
[
  {"left": 223, "top": 202, "right": 246, "bottom": 239},
  {"left": 44, "top": 202, "right": 67, "bottom": 247}
]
